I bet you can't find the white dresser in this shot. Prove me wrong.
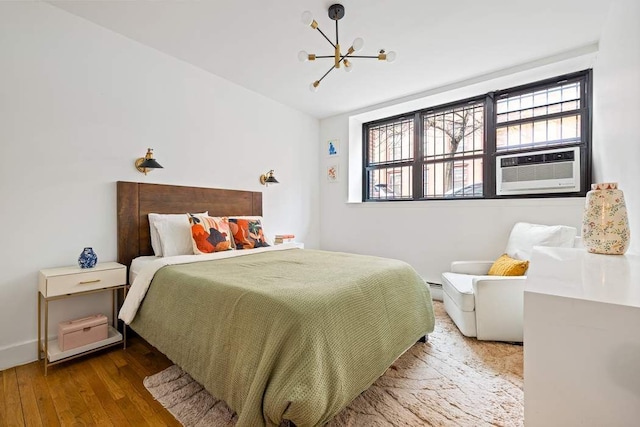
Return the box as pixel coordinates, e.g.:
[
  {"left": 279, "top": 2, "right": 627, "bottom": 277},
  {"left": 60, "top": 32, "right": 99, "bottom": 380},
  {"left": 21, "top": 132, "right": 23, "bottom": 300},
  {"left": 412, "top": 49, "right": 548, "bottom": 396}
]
[{"left": 524, "top": 247, "right": 640, "bottom": 426}]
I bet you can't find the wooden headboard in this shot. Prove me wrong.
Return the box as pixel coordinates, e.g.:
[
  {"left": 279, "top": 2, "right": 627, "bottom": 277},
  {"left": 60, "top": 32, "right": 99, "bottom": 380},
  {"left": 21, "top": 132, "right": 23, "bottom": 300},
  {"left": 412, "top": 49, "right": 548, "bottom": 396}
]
[{"left": 117, "top": 181, "right": 262, "bottom": 270}]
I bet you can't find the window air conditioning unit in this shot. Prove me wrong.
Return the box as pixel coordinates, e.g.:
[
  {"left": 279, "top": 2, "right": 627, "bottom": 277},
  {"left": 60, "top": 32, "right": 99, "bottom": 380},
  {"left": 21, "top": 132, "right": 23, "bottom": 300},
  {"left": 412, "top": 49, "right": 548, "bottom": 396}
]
[{"left": 496, "top": 147, "right": 580, "bottom": 196}]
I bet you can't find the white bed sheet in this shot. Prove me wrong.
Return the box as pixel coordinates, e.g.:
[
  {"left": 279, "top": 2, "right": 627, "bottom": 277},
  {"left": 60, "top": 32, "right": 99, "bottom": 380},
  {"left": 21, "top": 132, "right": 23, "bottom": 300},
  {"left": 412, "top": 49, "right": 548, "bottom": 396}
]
[
  {"left": 119, "top": 243, "right": 303, "bottom": 325},
  {"left": 129, "top": 256, "right": 161, "bottom": 284}
]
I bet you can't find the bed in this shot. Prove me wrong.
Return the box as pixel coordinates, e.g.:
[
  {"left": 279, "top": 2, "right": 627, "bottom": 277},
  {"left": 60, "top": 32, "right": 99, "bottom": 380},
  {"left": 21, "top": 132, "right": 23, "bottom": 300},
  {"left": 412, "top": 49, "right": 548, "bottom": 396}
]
[{"left": 116, "top": 181, "right": 435, "bottom": 427}]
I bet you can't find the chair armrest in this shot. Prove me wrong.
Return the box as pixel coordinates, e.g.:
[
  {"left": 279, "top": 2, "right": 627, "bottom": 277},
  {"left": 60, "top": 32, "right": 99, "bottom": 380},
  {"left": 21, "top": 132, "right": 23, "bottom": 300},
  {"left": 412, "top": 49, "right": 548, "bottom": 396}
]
[
  {"left": 450, "top": 261, "right": 494, "bottom": 275},
  {"left": 472, "top": 276, "right": 526, "bottom": 342},
  {"left": 472, "top": 276, "right": 526, "bottom": 293}
]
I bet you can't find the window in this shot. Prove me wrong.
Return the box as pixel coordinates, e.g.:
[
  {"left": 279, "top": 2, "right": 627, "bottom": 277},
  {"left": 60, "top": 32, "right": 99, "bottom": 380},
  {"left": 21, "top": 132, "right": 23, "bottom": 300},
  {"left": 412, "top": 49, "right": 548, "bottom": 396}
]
[
  {"left": 363, "top": 70, "right": 591, "bottom": 201},
  {"left": 365, "top": 116, "right": 414, "bottom": 200},
  {"left": 422, "top": 100, "right": 484, "bottom": 198},
  {"left": 496, "top": 80, "right": 582, "bottom": 151}
]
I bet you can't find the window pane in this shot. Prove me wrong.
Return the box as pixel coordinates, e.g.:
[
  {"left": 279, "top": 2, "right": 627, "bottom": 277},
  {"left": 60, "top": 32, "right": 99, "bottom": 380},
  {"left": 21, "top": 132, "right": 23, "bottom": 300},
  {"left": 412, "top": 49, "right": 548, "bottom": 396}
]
[
  {"left": 508, "top": 125, "right": 521, "bottom": 147},
  {"left": 423, "top": 158, "right": 483, "bottom": 198},
  {"left": 496, "top": 127, "right": 507, "bottom": 149},
  {"left": 367, "top": 118, "right": 413, "bottom": 165},
  {"left": 368, "top": 166, "right": 412, "bottom": 199},
  {"left": 562, "top": 115, "right": 580, "bottom": 140},
  {"left": 547, "top": 118, "right": 561, "bottom": 141},
  {"left": 497, "top": 113, "right": 581, "bottom": 151},
  {"left": 521, "top": 122, "right": 533, "bottom": 146},
  {"left": 496, "top": 81, "right": 581, "bottom": 124},
  {"left": 423, "top": 102, "right": 484, "bottom": 160},
  {"left": 533, "top": 120, "right": 547, "bottom": 143}
]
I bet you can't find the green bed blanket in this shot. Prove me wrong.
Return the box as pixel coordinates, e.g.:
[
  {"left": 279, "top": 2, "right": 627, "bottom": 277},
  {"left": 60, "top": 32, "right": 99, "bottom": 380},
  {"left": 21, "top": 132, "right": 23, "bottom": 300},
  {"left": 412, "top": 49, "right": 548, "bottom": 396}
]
[{"left": 130, "top": 248, "right": 434, "bottom": 426}]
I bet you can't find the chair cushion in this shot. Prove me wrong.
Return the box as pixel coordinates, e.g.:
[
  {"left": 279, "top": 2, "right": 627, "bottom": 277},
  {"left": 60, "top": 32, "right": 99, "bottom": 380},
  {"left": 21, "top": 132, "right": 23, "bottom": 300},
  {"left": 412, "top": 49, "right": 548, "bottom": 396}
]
[
  {"left": 441, "top": 272, "right": 481, "bottom": 312},
  {"left": 505, "top": 222, "right": 577, "bottom": 261}
]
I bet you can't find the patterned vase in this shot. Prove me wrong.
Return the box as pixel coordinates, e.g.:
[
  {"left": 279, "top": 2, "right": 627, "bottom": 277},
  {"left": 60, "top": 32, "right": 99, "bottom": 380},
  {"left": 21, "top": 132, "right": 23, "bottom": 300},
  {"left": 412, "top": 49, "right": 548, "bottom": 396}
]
[
  {"left": 78, "top": 247, "right": 98, "bottom": 268},
  {"left": 582, "top": 183, "right": 630, "bottom": 255}
]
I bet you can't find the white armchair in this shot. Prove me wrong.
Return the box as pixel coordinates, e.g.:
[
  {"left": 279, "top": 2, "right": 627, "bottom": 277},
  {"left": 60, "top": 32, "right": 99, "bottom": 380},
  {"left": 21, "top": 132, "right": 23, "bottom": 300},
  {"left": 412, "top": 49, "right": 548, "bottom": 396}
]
[{"left": 442, "top": 222, "right": 578, "bottom": 342}]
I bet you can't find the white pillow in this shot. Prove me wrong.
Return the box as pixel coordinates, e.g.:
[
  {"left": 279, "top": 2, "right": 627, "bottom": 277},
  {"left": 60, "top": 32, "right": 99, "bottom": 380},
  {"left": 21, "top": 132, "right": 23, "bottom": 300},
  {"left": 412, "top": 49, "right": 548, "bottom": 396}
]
[
  {"left": 148, "top": 212, "right": 207, "bottom": 256},
  {"left": 505, "top": 222, "right": 577, "bottom": 261},
  {"left": 154, "top": 219, "right": 195, "bottom": 257}
]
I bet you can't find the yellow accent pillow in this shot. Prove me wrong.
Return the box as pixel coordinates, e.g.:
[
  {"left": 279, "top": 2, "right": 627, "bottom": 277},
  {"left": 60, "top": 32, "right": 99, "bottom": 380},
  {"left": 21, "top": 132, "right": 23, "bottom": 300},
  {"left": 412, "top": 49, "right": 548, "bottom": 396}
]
[{"left": 488, "top": 254, "right": 529, "bottom": 276}]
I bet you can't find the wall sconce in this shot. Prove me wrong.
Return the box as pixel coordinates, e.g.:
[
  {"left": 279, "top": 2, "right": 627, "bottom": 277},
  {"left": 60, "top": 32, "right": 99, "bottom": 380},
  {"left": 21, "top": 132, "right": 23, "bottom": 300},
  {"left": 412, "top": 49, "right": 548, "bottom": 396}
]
[
  {"left": 135, "top": 148, "right": 163, "bottom": 175},
  {"left": 259, "top": 170, "right": 279, "bottom": 186}
]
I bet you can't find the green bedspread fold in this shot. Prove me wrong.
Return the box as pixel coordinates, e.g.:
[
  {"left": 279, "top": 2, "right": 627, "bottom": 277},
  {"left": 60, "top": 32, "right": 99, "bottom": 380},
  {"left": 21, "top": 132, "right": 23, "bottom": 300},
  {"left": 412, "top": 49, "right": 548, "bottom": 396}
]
[{"left": 130, "top": 248, "right": 434, "bottom": 426}]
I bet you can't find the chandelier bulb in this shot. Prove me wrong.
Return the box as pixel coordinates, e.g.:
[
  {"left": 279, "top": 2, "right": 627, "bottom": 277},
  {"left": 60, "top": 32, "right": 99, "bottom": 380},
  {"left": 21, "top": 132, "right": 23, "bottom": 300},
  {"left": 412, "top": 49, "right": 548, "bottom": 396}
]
[
  {"left": 309, "top": 81, "right": 320, "bottom": 92},
  {"left": 352, "top": 37, "right": 364, "bottom": 52},
  {"left": 344, "top": 59, "right": 353, "bottom": 72},
  {"left": 386, "top": 51, "right": 397, "bottom": 63},
  {"left": 298, "top": 50, "right": 309, "bottom": 62},
  {"left": 301, "top": 11, "right": 314, "bottom": 26}
]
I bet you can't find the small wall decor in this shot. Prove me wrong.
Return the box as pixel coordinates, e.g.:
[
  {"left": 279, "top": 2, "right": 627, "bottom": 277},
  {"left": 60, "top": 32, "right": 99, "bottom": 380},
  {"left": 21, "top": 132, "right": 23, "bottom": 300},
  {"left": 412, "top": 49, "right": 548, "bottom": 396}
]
[
  {"left": 327, "top": 164, "right": 339, "bottom": 183},
  {"left": 582, "top": 182, "right": 630, "bottom": 255},
  {"left": 327, "top": 139, "right": 340, "bottom": 157},
  {"left": 78, "top": 247, "right": 98, "bottom": 269}
]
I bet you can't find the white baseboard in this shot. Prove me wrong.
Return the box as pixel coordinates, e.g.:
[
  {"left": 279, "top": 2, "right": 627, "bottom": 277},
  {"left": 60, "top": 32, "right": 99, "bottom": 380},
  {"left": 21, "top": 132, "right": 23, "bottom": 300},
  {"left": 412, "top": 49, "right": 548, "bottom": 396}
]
[{"left": 0, "top": 339, "right": 39, "bottom": 371}]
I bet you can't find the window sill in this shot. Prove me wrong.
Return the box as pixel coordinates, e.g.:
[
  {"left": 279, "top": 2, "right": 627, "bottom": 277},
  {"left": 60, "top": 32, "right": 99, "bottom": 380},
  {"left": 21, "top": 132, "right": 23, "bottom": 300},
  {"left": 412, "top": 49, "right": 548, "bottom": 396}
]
[{"left": 347, "top": 197, "right": 585, "bottom": 208}]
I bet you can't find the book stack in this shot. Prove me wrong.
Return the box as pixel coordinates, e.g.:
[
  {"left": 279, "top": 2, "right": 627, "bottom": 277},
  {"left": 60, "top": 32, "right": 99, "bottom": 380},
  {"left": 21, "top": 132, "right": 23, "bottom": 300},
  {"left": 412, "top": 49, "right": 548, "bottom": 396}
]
[{"left": 274, "top": 234, "right": 295, "bottom": 244}]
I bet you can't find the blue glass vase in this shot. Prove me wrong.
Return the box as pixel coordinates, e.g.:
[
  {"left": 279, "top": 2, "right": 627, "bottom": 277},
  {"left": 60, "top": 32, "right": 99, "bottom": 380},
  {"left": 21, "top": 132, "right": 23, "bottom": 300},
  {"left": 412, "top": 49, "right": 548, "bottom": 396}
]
[{"left": 78, "top": 247, "right": 98, "bottom": 269}]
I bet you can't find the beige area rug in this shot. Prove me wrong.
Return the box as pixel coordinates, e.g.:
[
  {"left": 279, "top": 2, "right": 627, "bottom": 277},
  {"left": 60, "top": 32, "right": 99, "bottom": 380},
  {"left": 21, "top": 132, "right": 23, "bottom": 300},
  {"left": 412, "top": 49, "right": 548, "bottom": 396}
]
[{"left": 143, "top": 302, "right": 523, "bottom": 426}]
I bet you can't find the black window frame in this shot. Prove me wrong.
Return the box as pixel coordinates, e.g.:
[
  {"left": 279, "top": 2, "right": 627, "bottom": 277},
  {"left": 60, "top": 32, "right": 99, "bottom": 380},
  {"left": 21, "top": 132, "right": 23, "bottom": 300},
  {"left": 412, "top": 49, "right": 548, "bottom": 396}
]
[{"left": 362, "top": 69, "right": 592, "bottom": 202}]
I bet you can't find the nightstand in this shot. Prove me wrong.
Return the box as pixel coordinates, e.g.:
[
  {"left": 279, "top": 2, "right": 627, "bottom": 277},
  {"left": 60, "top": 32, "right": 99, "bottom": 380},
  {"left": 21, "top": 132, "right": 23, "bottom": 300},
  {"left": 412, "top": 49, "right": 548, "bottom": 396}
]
[{"left": 37, "top": 262, "right": 127, "bottom": 375}]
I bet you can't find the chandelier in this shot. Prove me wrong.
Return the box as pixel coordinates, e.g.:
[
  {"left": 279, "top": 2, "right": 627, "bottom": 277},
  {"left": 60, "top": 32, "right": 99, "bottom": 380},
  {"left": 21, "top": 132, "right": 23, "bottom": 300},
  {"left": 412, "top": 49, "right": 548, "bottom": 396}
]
[{"left": 298, "top": 4, "right": 396, "bottom": 92}]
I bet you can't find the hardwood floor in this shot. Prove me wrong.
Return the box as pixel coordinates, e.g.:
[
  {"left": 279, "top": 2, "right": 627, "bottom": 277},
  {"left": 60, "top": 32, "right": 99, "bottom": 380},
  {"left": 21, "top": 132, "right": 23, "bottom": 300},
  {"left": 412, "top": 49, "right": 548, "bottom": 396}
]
[{"left": 0, "top": 337, "right": 180, "bottom": 427}]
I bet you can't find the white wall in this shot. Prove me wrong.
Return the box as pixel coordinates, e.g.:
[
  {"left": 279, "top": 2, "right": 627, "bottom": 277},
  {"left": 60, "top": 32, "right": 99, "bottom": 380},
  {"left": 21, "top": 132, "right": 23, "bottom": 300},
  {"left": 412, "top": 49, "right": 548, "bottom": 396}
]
[
  {"left": 592, "top": 0, "right": 640, "bottom": 255},
  {"left": 319, "top": 56, "right": 599, "bottom": 283},
  {"left": 0, "top": 2, "right": 319, "bottom": 369}
]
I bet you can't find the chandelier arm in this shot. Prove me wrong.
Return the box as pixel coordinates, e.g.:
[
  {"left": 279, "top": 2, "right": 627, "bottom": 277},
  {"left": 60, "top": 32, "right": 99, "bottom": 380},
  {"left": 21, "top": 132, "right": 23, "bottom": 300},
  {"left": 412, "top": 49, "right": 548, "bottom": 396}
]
[
  {"left": 314, "top": 55, "right": 336, "bottom": 59},
  {"left": 340, "top": 50, "right": 356, "bottom": 61},
  {"left": 315, "top": 27, "right": 336, "bottom": 49},
  {"left": 347, "top": 55, "right": 380, "bottom": 59},
  {"left": 317, "top": 65, "right": 337, "bottom": 84}
]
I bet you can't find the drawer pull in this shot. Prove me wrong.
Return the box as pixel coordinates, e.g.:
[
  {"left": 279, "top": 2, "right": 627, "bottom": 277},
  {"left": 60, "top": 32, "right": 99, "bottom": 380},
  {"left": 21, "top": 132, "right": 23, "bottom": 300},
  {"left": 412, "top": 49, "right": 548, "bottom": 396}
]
[{"left": 78, "top": 279, "right": 101, "bottom": 285}]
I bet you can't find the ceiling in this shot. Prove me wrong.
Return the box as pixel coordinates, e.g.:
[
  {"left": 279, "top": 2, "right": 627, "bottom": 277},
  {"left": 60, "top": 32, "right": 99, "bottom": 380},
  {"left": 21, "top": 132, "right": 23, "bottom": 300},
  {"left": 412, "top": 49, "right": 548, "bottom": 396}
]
[{"left": 49, "top": 0, "right": 612, "bottom": 119}]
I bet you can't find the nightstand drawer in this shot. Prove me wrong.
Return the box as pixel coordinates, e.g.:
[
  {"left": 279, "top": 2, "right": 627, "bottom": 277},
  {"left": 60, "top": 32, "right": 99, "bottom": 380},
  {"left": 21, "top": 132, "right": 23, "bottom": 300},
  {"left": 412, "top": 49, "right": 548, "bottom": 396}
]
[{"left": 39, "top": 263, "right": 126, "bottom": 297}]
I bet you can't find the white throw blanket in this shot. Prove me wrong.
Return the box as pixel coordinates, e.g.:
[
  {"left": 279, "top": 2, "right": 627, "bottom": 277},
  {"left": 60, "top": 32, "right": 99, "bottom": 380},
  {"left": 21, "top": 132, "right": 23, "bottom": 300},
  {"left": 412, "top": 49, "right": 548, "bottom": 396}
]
[{"left": 118, "top": 243, "right": 302, "bottom": 324}]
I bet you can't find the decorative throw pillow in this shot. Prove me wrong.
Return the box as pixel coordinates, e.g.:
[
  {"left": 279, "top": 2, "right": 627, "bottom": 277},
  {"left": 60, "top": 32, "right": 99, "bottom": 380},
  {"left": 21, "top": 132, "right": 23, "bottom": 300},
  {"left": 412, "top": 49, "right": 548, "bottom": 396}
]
[
  {"left": 488, "top": 254, "right": 530, "bottom": 276},
  {"left": 228, "top": 216, "right": 274, "bottom": 246},
  {"left": 188, "top": 214, "right": 233, "bottom": 254},
  {"left": 228, "top": 218, "right": 270, "bottom": 249}
]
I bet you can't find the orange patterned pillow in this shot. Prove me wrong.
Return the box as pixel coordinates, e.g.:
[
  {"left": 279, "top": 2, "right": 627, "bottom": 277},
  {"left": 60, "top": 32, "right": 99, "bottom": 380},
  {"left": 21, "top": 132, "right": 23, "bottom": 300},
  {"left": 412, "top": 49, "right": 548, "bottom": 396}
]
[
  {"left": 188, "top": 214, "right": 233, "bottom": 254},
  {"left": 488, "top": 254, "right": 529, "bottom": 276},
  {"left": 228, "top": 218, "right": 269, "bottom": 249}
]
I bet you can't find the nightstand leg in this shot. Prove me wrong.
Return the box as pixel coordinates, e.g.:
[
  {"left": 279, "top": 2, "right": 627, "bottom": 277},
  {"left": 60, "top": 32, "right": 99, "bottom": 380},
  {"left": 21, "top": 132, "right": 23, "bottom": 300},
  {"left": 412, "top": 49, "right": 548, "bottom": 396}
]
[
  {"left": 122, "top": 286, "right": 127, "bottom": 349},
  {"left": 44, "top": 299, "right": 48, "bottom": 376},
  {"left": 37, "top": 293, "right": 41, "bottom": 361},
  {"left": 112, "top": 288, "right": 116, "bottom": 328}
]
